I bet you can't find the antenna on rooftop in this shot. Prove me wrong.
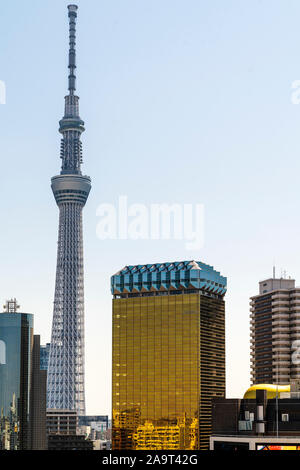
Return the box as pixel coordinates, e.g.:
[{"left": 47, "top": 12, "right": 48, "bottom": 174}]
[{"left": 3, "top": 299, "right": 20, "bottom": 313}]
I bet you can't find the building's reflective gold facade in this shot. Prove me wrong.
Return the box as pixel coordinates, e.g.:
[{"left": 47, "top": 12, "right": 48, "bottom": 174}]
[{"left": 112, "top": 287, "right": 225, "bottom": 450}]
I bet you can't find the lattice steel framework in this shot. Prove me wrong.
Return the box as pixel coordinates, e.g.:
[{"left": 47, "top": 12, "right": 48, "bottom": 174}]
[{"left": 47, "top": 4, "right": 91, "bottom": 416}]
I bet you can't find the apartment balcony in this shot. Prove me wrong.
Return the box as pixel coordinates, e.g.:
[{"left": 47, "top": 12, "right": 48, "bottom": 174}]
[
  {"left": 272, "top": 353, "right": 290, "bottom": 360},
  {"left": 272, "top": 331, "right": 290, "bottom": 337},
  {"left": 290, "top": 327, "right": 300, "bottom": 333},
  {"left": 272, "top": 336, "right": 290, "bottom": 342},
  {"left": 290, "top": 315, "right": 300, "bottom": 322},
  {"left": 272, "top": 328, "right": 290, "bottom": 335},
  {"left": 272, "top": 376, "right": 290, "bottom": 382},
  {"left": 272, "top": 303, "right": 290, "bottom": 310},
  {"left": 272, "top": 296, "right": 290, "bottom": 302},
  {"left": 272, "top": 307, "right": 290, "bottom": 318},
  {"left": 272, "top": 311, "right": 290, "bottom": 318},
  {"left": 272, "top": 345, "right": 290, "bottom": 352},
  {"left": 272, "top": 367, "right": 290, "bottom": 373},
  {"left": 272, "top": 343, "right": 290, "bottom": 350},
  {"left": 272, "top": 294, "right": 290, "bottom": 300},
  {"left": 272, "top": 318, "right": 290, "bottom": 324},
  {"left": 272, "top": 362, "right": 290, "bottom": 368},
  {"left": 290, "top": 332, "right": 300, "bottom": 337},
  {"left": 272, "top": 331, "right": 290, "bottom": 336}
]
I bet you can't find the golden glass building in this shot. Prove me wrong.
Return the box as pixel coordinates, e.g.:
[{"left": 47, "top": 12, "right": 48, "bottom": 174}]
[{"left": 111, "top": 261, "right": 227, "bottom": 450}]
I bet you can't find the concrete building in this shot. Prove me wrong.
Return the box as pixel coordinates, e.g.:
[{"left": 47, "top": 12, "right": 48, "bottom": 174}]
[
  {"left": 48, "top": 434, "right": 93, "bottom": 451},
  {"left": 111, "top": 260, "right": 227, "bottom": 450},
  {"left": 93, "top": 439, "right": 111, "bottom": 450},
  {"left": 250, "top": 275, "right": 300, "bottom": 384},
  {"left": 46, "top": 409, "right": 98, "bottom": 450},
  {"left": 78, "top": 415, "right": 109, "bottom": 432},
  {"left": 210, "top": 383, "right": 300, "bottom": 450},
  {"left": 47, "top": 409, "right": 78, "bottom": 435},
  {"left": 78, "top": 415, "right": 109, "bottom": 441}
]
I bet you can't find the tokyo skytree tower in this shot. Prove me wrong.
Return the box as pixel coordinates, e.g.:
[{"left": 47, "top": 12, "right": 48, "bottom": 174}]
[{"left": 47, "top": 5, "right": 91, "bottom": 416}]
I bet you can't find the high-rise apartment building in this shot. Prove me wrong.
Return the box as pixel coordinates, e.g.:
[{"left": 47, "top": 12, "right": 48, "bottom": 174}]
[
  {"left": 250, "top": 276, "right": 300, "bottom": 385},
  {"left": 111, "top": 261, "right": 227, "bottom": 450},
  {"left": 47, "top": 5, "right": 91, "bottom": 416},
  {"left": 0, "top": 299, "right": 47, "bottom": 450}
]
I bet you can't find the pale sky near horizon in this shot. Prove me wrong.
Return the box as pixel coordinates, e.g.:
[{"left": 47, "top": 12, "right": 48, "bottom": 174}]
[{"left": 1, "top": 0, "right": 300, "bottom": 416}]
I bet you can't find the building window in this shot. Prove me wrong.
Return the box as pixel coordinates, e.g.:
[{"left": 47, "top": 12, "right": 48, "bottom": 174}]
[
  {"left": 282, "top": 414, "right": 289, "bottom": 422},
  {"left": 238, "top": 420, "right": 253, "bottom": 431}
]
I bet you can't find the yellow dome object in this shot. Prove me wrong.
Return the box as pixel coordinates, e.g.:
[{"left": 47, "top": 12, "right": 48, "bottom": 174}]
[{"left": 243, "top": 384, "right": 290, "bottom": 399}]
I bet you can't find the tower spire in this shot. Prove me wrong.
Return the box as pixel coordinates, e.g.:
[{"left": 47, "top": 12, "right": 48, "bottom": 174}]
[
  {"left": 68, "top": 5, "right": 78, "bottom": 94},
  {"left": 58, "top": 5, "right": 85, "bottom": 175}
]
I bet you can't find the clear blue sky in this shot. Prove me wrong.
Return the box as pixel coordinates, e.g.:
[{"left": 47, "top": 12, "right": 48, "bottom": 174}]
[{"left": 1, "top": 0, "right": 300, "bottom": 415}]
